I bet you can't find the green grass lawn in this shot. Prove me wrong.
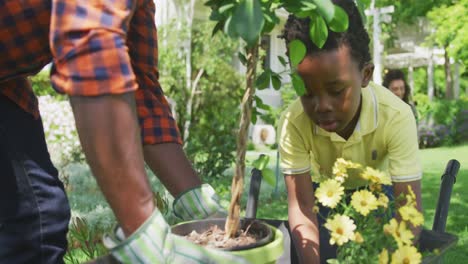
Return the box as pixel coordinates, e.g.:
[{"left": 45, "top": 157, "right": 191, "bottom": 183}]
[{"left": 419, "top": 144, "right": 468, "bottom": 262}]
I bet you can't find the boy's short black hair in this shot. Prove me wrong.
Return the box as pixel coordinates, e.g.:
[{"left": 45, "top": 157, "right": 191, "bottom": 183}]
[
  {"left": 281, "top": 0, "right": 371, "bottom": 69},
  {"left": 383, "top": 69, "right": 411, "bottom": 103}
]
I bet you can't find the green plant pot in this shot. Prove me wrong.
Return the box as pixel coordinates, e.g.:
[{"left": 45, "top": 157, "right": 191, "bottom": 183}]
[{"left": 172, "top": 218, "right": 284, "bottom": 264}]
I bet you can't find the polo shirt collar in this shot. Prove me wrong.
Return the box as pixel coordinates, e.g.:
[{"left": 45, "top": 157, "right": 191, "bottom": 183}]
[{"left": 313, "top": 82, "right": 379, "bottom": 141}]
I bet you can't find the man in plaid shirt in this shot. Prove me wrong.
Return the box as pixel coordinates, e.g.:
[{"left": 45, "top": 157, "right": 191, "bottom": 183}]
[{"left": 0, "top": 1, "right": 246, "bottom": 263}]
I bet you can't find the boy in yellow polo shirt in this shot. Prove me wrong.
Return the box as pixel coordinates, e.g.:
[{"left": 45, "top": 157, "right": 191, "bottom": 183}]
[{"left": 278, "top": 1, "right": 422, "bottom": 263}]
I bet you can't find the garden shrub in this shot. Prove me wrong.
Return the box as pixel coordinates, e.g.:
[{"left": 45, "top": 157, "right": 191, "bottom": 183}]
[
  {"left": 38, "top": 96, "right": 84, "bottom": 171},
  {"left": 418, "top": 122, "right": 450, "bottom": 149},
  {"left": 29, "top": 69, "right": 67, "bottom": 100},
  {"left": 415, "top": 94, "right": 468, "bottom": 147}
]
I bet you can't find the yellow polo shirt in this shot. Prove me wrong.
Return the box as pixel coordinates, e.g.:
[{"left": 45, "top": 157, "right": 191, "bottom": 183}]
[{"left": 278, "top": 82, "right": 422, "bottom": 189}]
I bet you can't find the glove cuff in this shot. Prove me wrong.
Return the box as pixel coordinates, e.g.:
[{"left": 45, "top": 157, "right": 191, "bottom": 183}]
[
  {"left": 173, "top": 183, "right": 224, "bottom": 221},
  {"left": 103, "top": 209, "right": 171, "bottom": 263}
]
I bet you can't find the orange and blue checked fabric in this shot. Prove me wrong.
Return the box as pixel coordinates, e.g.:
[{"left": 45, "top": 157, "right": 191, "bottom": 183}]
[{"left": 0, "top": 0, "right": 181, "bottom": 145}]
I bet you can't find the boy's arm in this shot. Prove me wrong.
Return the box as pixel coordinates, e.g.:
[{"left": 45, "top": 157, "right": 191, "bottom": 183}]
[
  {"left": 387, "top": 106, "right": 423, "bottom": 239},
  {"left": 393, "top": 180, "right": 423, "bottom": 240},
  {"left": 285, "top": 172, "right": 320, "bottom": 263}
]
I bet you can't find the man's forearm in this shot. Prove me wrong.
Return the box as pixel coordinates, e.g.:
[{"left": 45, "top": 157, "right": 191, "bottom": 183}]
[
  {"left": 143, "top": 143, "right": 201, "bottom": 197},
  {"left": 70, "top": 93, "right": 154, "bottom": 236}
]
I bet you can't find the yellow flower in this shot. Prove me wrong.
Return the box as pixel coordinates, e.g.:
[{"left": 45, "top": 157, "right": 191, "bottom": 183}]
[
  {"left": 312, "top": 205, "right": 320, "bottom": 213},
  {"left": 361, "top": 167, "right": 392, "bottom": 185},
  {"left": 405, "top": 185, "right": 417, "bottom": 206},
  {"left": 383, "top": 218, "right": 398, "bottom": 235},
  {"left": 351, "top": 190, "right": 378, "bottom": 216},
  {"left": 324, "top": 214, "right": 356, "bottom": 246},
  {"left": 377, "top": 193, "right": 389, "bottom": 208},
  {"left": 379, "top": 248, "right": 389, "bottom": 264},
  {"left": 354, "top": 232, "right": 364, "bottom": 243},
  {"left": 383, "top": 219, "right": 414, "bottom": 246},
  {"left": 370, "top": 183, "right": 383, "bottom": 192},
  {"left": 315, "top": 179, "right": 344, "bottom": 208},
  {"left": 399, "top": 206, "right": 424, "bottom": 227},
  {"left": 332, "top": 158, "right": 361, "bottom": 183},
  {"left": 391, "top": 245, "right": 422, "bottom": 264}
]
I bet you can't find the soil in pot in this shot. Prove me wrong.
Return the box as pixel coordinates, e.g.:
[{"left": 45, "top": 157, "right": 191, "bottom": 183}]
[{"left": 172, "top": 218, "right": 273, "bottom": 251}]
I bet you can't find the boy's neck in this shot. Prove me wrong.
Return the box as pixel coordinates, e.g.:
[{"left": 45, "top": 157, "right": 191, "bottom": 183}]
[{"left": 337, "top": 95, "right": 362, "bottom": 140}]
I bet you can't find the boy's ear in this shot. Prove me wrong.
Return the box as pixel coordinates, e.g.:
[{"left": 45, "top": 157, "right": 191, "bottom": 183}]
[{"left": 361, "top": 63, "right": 374, "bottom": 87}]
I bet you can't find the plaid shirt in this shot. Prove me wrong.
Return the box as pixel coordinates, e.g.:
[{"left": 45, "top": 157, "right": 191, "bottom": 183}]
[{"left": 0, "top": 0, "right": 181, "bottom": 145}]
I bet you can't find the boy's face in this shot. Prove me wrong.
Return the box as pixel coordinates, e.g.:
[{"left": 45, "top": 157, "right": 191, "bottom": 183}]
[{"left": 297, "top": 45, "right": 373, "bottom": 139}]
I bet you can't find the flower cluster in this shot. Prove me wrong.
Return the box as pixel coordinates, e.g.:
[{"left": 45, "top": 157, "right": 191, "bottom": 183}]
[
  {"left": 38, "top": 96, "right": 84, "bottom": 167},
  {"left": 315, "top": 158, "right": 424, "bottom": 264}
]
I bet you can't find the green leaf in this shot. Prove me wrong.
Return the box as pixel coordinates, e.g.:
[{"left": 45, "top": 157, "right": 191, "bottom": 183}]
[
  {"left": 261, "top": 168, "right": 276, "bottom": 186},
  {"left": 295, "top": 1, "right": 316, "bottom": 18},
  {"left": 255, "top": 96, "right": 270, "bottom": 110},
  {"left": 252, "top": 155, "right": 270, "bottom": 170},
  {"left": 219, "top": 3, "right": 235, "bottom": 14},
  {"left": 231, "top": 0, "right": 265, "bottom": 46},
  {"left": 312, "top": 0, "right": 335, "bottom": 23},
  {"left": 212, "top": 21, "right": 224, "bottom": 36},
  {"left": 262, "top": 9, "right": 280, "bottom": 34},
  {"left": 328, "top": 5, "right": 349, "bottom": 33},
  {"left": 271, "top": 74, "right": 281, "bottom": 90},
  {"left": 251, "top": 109, "right": 257, "bottom": 124},
  {"left": 355, "top": 0, "right": 367, "bottom": 25},
  {"left": 224, "top": 16, "right": 239, "bottom": 38},
  {"left": 301, "top": 1, "right": 317, "bottom": 11},
  {"left": 209, "top": 9, "right": 222, "bottom": 21},
  {"left": 238, "top": 52, "right": 247, "bottom": 65},
  {"left": 309, "top": 15, "right": 328, "bottom": 48},
  {"left": 288, "top": 39, "right": 306, "bottom": 67},
  {"left": 278, "top": 55, "right": 287, "bottom": 67},
  {"left": 295, "top": 11, "right": 311, "bottom": 19},
  {"left": 291, "top": 72, "right": 306, "bottom": 96},
  {"left": 255, "top": 70, "right": 271, "bottom": 90}
]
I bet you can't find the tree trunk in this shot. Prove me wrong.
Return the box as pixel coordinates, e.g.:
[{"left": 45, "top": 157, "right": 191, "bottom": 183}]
[
  {"left": 183, "top": 69, "right": 204, "bottom": 147},
  {"left": 175, "top": 0, "right": 197, "bottom": 143},
  {"left": 444, "top": 46, "right": 453, "bottom": 99},
  {"left": 428, "top": 56, "right": 434, "bottom": 102},
  {"left": 225, "top": 44, "right": 259, "bottom": 238},
  {"left": 454, "top": 62, "right": 460, "bottom": 99}
]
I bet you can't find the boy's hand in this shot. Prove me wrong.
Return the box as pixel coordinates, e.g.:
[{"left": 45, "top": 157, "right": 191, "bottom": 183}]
[
  {"left": 103, "top": 209, "right": 248, "bottom": 264},
  {"left": 173, "top": 184, "right": 227, "bottom": 221}
]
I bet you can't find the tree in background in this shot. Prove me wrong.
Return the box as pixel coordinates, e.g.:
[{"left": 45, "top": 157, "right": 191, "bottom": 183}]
[
  {"left": 361, "top": 0, "right": 466, "bottom": 99},
  {"left": 158, "top": 21, "right": 244, "bottom": 180},
  {"left": 426, "top": 0, "right": 468, "bottom": 99}
]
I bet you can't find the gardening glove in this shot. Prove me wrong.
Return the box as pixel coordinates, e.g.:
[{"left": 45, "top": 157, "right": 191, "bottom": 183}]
[
  {"left": 173, "top": 183, "right": 227, "bottom": 221},
  {"left": 103, "top": 209, "right": 248, "bottom": 264}
]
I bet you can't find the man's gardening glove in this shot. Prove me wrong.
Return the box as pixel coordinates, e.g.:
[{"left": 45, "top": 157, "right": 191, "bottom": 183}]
[
  {"left": 103, "top": 209, "right": 248, "bottom": 264},
  {"left": 173, "top": 183, "right": 227, "bottom": 221}
]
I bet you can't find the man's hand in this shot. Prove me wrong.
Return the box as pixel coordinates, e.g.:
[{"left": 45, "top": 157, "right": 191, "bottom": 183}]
[
  {"left": 173, "top": 184, "right": 227, "bottom": 221},
  {"left": 103, "top": 210, "right": 248, "bottom": 264}
]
